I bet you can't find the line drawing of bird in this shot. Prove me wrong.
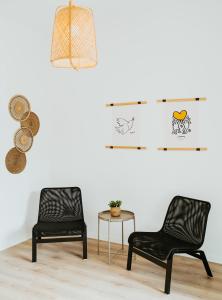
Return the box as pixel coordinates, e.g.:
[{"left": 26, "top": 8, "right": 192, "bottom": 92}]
[{"left": 114, "top": 117, "right": 135, "bottom": 135}]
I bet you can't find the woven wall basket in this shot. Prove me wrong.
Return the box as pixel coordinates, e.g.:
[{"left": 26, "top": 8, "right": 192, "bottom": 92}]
[
  {"left": 20, "top": 112, "right": 40, "bottom": 136},
  {"left": 14, "top": 128, "right": 33, "bottom": 153},
  {"left": 5, "top": 147, "right": 27, "bottom": 174},
  {"left": 9, "top": 95, "right": 31, "bottom": 121},
  {"left": 51, "top": 1, "right": 97, "bottom": 69}
]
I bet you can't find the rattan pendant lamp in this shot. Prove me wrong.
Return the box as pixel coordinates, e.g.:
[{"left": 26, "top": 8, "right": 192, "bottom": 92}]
[{"left": 51, "top": 0, "right": 97, "bottom": 70}]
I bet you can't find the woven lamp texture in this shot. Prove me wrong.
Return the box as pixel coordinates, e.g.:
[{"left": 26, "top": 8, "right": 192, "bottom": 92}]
[{"left": 51, "top": 1, "right": 97, "bottom": 70}]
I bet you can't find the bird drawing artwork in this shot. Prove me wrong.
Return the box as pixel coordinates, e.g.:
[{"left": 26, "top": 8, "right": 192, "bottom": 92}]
[{"left": 114, "top": 117, "right": 135, "bottom": 135}]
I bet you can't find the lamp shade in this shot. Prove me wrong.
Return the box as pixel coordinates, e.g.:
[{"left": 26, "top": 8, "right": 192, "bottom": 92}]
[{"left": 51, "top": 1, "right": 97, "bottom": 70}]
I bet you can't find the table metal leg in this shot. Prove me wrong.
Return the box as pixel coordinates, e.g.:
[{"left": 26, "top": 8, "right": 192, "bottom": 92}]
[
  {"left": 108, "top": 219, "right": 111, "bottom": 264},
  {"left": 97, "top": 217, "right": 100, "bottom": 255},
  {"left": 122, "top": 221, "right": 124, "bottom": 251}
]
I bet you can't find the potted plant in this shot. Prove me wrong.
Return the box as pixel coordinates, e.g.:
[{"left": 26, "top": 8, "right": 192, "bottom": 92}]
[{"left": 109, "top": 200, "right": 122, "bottom": 217}]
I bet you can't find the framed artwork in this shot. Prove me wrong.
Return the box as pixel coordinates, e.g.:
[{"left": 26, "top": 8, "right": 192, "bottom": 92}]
[
  {"left": 105, "top": 101, "right": 147, "bottom": 150},
  {"left": 157, "top": 97, "right": 207, "bottom": 151}
]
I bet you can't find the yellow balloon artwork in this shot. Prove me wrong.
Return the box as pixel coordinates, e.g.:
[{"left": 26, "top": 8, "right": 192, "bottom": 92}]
[{"left": 172, "top": 110, "right": 191, "bottom": 137}]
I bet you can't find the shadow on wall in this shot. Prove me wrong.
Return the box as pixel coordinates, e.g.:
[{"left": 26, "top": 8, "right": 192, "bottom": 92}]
[
  {"left": 25, "top": 191, "right": 40, "bottom": 231},
  {"left": 6, "top": 191, "right": 40, "bottom": 254}
]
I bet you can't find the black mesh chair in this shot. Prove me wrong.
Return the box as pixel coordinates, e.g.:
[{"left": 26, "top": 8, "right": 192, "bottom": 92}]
[
  {"left": 32, "top": 187, "right": 87, "bottom": 262},
  {"left": 127, "top": 196, "right": 213, "bottom": 294}
]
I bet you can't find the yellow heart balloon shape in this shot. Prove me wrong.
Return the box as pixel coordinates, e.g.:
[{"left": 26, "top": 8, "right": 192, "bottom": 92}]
[{"left": 173, "top": 110, "right": 187, "bottom": 121}]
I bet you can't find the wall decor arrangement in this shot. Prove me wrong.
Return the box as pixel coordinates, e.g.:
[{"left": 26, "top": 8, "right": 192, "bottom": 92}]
[
  {"left": 157, "top": 97, "right": 207, "bottom": 151},
  {"left": 105, "top": 101, "right": 147, "bottom": 150},
  {"left": 51, "top": 0, "right": 97, "bottom": 70},
  {"left": 5, "top": 95, "right": 40, "bottom": 174}
]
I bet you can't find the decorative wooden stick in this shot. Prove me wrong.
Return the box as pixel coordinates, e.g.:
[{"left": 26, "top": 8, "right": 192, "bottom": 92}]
[
  {"left": 105, "top": 145, "right": 147, "bottom": 150},
  {"left": 158, "top": 147, "right": 207, "bottom": 151},
  {"left": 157, "top": 97, "right": 207, "bottom": 103},
  {"left": 106, "top": 101, "right": 147, "bottom": 107}
]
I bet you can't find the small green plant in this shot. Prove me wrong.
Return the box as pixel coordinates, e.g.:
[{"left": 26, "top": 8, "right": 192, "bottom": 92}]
[{"left": 108, "top": 200, "right": 122, "bottom": 208}]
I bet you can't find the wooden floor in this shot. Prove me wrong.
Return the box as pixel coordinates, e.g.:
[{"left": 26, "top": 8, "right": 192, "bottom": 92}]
[{"left": 0, "top": 239, "right": 221, "bottom": 300}]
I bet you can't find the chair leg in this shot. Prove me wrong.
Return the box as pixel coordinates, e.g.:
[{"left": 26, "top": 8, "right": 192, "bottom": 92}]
[
  {"left": 127, "top": 244, "right": 133, "bottom": 271},
  {"left": 199, "top": 251, "right": 213, "bottom": 277},
  {"left": 32, "top": 232, "right": 37, "bottom": 263},
  {"left": 164, "top": 255, "right": 173, "bottom": 294},
  {"left": 83, "top": 230, "right": 87, "bottom": 259}
]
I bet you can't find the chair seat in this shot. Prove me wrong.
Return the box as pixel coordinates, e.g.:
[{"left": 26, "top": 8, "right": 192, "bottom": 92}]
[
  {"left": 33, "top": 221, "right": 85, "bottom": 237},
  {"left": 129, "top": 231, "right": 198, "bottom": 260}
]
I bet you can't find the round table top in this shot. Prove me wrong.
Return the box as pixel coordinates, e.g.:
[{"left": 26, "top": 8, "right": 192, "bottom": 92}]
[{"left": 98, "top": 210, "right": 135, "bottom": 222}]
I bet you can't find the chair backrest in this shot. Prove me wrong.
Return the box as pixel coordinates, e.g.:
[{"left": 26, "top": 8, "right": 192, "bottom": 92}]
[
  {"left": 38, "top": 187, "right": 84, "bottom": 223},
  {"left": 162, "top": 196, "right": 211, "bottom": 246}
]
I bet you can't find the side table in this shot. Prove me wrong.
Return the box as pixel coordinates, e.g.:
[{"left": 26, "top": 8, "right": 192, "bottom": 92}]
[{"left": 97, "top": 210, "right": 135, "bottom": 264}]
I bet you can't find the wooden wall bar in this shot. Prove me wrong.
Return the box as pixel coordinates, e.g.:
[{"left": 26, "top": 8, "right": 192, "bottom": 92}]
[
  {"left": 157, "top": 97, "right": 207, "bottom": 103},
  {"left": 105, "top": 145, "right": 147, "bottom": 150},
  {"left": 158, "top": 147, "right": 207, "bottom": 151},
  {"left": 106, "top": 101, "right": 147, "bottom": 107}
]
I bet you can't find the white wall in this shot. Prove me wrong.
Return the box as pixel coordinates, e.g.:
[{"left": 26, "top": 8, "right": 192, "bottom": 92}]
[
  {"left": 0, "top": 1, "right": 53, "bottom": 250},
  {"left": 0, "top": 0, "right": 222, "bottom": 263}
]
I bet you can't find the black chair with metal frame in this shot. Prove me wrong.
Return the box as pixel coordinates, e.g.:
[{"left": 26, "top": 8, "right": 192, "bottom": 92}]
[
  {"left": 32, "top": 187, "right": 87, "bottom": 262},
  {"left": 127, "top": 195, "right": 213, "bottom": 294}
]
